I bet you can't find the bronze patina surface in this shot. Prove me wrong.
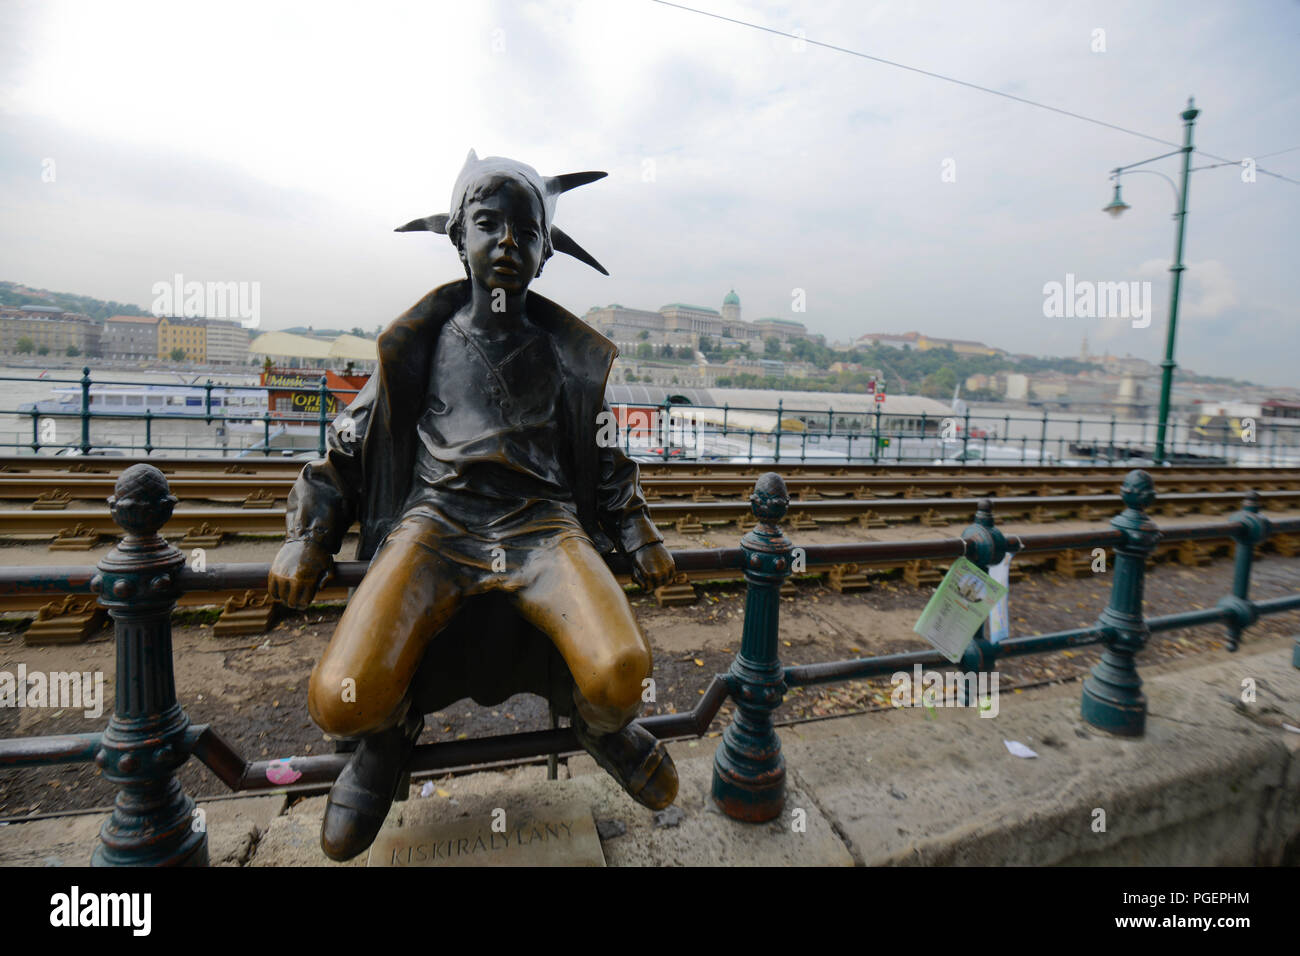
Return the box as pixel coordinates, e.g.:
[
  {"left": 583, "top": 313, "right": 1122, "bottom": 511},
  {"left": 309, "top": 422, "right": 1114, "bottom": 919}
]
[{"left": 268, "top": 152, "right": 678, "bottom": 861}]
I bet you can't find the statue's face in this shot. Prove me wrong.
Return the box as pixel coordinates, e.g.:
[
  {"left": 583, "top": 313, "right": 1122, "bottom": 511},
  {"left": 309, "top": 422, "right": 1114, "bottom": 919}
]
[{"left": 462, "top": 178, "right": 546, "bottom": 295}]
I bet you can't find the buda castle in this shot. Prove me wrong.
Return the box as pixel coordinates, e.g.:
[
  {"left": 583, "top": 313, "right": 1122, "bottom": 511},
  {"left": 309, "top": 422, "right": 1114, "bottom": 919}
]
[{"left": 584, "top": 290, "right": 815, "bottom": 354}]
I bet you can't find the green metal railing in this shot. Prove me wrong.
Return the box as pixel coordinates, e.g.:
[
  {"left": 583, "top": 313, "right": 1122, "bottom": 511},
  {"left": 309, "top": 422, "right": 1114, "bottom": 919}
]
[
  {"left": 0, "top": 368, "right": 361, "bottom": 458},
  {"left": 633, "top": 397, "right": 1299, "bottom": 467},
  {"left": 0, "top": 465, "right": 1296, "bottom": 862},
  {"left": 2, "top": 369, "right": 1296, "bottom": 465}
]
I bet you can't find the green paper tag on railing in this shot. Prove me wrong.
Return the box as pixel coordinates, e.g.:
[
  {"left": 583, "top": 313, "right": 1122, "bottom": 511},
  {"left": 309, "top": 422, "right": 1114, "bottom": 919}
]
[{"left": 913, "top": 556, "right": 1009, "bottom": 663}]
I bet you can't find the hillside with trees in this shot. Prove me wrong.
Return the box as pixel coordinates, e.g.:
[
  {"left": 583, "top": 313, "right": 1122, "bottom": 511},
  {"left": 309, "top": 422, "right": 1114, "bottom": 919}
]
[
  {"left": 0, "top": 281, "right": 152, "bottom": 322},
  {"left": 708, "top": 335, "right": 1253, "bottom": 397}
]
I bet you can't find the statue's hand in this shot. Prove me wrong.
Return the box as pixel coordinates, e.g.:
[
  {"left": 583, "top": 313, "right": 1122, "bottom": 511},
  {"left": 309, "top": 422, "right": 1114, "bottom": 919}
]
[
  {"left": 268, "top": 539, "right": 334, "bottom": 610},
  {"left": 630, "top": 542, "right": 675, "bottom": 592}
]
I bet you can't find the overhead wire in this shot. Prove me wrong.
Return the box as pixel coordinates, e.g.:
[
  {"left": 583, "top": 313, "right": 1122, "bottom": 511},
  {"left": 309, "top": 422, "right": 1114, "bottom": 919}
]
[{"left": 648, "top": 0, "right": 1300, "bottom": 187}]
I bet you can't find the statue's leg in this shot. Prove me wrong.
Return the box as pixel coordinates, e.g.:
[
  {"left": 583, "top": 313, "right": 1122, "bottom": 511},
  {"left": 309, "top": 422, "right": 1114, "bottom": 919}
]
[
  {"left": 309, "top": 516, "right": 462, "bottom": 738},
  {"left": 511, "top": 535, "right": 650, "bottom": 732},
  {"left": 308, "top": 515, "right": 464, "bottom": 860},
  {"left": 510, "top": 535, "right": 678, "bottom": 809}
]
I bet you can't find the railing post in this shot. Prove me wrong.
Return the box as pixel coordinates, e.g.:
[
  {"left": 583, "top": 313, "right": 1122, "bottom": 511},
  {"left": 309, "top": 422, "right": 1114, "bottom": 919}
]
[
  {"left": 1039, "top": 409, "right": 1049, "bottom": 465},
  {"left": 80, "top": 366, "right": 92, "bottom": 454},
  {"left": 958, "top": 498, "right": 1008, "bottom": 700},
  {"left": 962, "top": 409, "right": 971, "bottom": 465},
  {"left": 317, "top": 376, "right": 329, "bottom": 458},
  {"left": 144, "top": 408, "right": 153, "bottom": 456},
  {"left": 90, "top": 464, "right": 207, "bottom": 865},
  {"left": 873, "top": 405, "right": 881, "bottom": 464},
  {"left": 204, "top": 379, "right": 214, "bottom": 424},
  {"left": 713, "top": 473, "right": 791, "bottom": 822},
  {"left": 1217, "top": 490, "right": 1269, "bottom": 652},
  {"left": 1081, "top": 469, "right": 1160, "bottom": 736},
  {"left": 774, "top": 399, "right": 783, "bottom": 464}
]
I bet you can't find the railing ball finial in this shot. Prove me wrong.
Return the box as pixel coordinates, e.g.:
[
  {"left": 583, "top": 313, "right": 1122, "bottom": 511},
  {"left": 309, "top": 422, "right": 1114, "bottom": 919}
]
[
  {"left": 108, "top": 463, "right": 177, "bottom": 541},
  {"left": 1120, "top": 468, "right": 1155, "bottom": 513},
  {"left": 750, "top": 471, "right": 789, "bottom": 525}
]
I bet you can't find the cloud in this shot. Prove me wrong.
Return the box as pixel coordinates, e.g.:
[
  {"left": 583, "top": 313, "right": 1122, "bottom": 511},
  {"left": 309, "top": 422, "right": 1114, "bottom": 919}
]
[{"left": 0, "top": 0, "right": 1296, "bottom": 385}]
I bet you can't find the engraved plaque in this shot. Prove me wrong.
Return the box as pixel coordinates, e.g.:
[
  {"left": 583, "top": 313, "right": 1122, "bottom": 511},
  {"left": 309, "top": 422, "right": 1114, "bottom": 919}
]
[{"left": 367, "top": 799, "right": 606, "bottom": 867}]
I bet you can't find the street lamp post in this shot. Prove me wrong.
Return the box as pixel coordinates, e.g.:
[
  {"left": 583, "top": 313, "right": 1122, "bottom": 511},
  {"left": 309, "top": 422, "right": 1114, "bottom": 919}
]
[{"left": 1104, "top": 98, "right": 1199, "bottom": 465}]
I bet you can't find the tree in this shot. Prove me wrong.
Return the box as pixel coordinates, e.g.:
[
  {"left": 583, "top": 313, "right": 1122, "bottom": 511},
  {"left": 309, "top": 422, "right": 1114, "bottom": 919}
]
[
  {"left": 65, "top": 345, "right": 80, "bottom": 357},
  {"left": 764, "top": 336, "right": 782, "bottom": 356},
  {"left": 638, "top": 330, "right": 650, "bottom": 340},
  {"left": 15, "top": 337, "right": 34, "bottom": 354},
  {"left": 636, "top": 343, "right": 653, "bottom": 360},
  {"left": 698, "top": 335, "right": 713, "bottom": 353},
  {"left": 920, "top": 366, "right": 958, "bottom": 399},
  {"left": 37, "top": 345, "right": 50, "bottom": 355},
  {"left": 170, "top": 347, "right": 187, "bottom": 362}
]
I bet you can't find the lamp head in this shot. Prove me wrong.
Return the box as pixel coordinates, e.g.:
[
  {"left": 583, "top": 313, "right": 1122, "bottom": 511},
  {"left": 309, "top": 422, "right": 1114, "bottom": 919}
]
[{"left": 1103, "top": 180, "right": 1130, "bottom": 219}]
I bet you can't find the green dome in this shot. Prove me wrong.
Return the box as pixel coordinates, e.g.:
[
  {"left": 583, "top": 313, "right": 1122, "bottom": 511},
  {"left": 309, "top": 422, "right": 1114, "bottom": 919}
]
[{"left": 723, "top": 289, "right": 740, "bottom": 306}]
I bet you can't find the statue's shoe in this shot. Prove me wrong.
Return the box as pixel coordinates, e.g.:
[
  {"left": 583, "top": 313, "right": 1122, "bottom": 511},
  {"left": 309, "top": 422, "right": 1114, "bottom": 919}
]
[
  {"left": 320, "top": 711, "right": 423, "bottom": 862},
  {"left": 571, "top": 714, "right": 678, "bottom": 810}
]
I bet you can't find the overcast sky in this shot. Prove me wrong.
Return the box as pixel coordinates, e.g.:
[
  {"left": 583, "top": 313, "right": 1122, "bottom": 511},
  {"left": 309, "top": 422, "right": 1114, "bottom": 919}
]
[{"left": 2, "top": 0, "right": 1297, "bottom": 385}]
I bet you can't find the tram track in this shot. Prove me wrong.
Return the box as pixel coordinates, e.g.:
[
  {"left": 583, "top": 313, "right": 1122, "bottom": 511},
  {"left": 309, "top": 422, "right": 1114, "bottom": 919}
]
[
  {"left": 1, "top": 465, "right": 1297, "bottom": 507},
  {"left": 2, "top": 489, "right": 1297, "bottom": 626}
]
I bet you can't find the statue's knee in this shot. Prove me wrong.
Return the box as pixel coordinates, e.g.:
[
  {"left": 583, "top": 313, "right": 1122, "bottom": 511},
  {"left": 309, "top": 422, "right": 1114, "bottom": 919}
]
[
  {"left": 308, "top": 667, "right": 384, "bottom": 738},
  {"left": 586, "top": 645, "right": 651, "bottom": 715}
]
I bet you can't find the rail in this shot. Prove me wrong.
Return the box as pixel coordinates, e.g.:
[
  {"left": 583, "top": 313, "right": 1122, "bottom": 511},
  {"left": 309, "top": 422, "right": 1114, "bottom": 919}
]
[{"left": 0, "top": 464, "right": 1297, "bottom": 862}]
